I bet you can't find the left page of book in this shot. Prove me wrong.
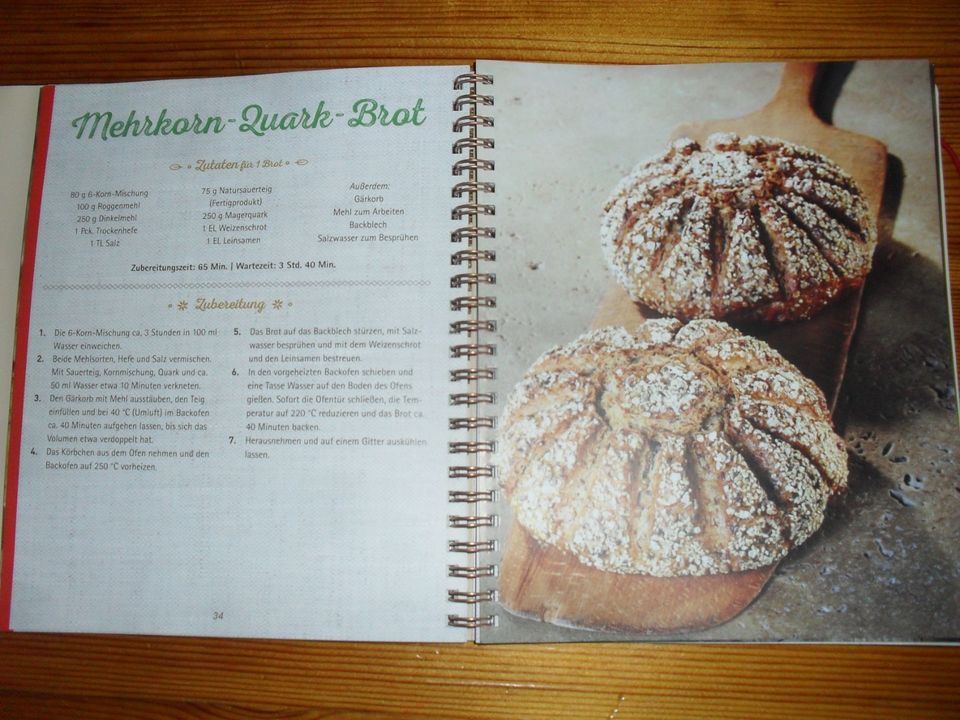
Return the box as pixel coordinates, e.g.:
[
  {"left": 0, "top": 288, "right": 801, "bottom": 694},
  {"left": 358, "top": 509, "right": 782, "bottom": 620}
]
[{"left": 1, "top": 66, "right": 469, "bottom": 641}]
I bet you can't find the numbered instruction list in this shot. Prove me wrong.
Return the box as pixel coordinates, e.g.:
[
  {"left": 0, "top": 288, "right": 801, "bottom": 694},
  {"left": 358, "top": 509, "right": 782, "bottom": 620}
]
[{"left": 7, "top": 66, "right": 462, "bottom": 641}]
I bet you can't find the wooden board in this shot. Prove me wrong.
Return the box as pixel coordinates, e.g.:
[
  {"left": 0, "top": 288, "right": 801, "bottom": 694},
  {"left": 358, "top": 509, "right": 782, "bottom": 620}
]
[
  {"left": 499, "top": 525, "right": 776, "bottom": 634},
  {"left": 593, "top": 62, "right": 888, "bottom": 412}
]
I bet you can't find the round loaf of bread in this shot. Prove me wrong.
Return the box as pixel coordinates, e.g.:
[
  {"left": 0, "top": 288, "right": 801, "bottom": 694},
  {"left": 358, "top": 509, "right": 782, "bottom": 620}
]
[
  {"left": 600, "top": 133, "right": 876, "bottom": 322},
  {"left": 497, "top": 319, "right": 848, "bottom": 632}
]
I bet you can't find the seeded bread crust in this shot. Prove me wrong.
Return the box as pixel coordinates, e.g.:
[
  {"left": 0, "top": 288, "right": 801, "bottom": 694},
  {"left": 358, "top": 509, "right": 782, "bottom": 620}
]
[
  {"left": 600, "top": 134, "right": 876, "bottom": 322},
  {"left": 498, "top": 319, "right": 848, "bottom": 578}
]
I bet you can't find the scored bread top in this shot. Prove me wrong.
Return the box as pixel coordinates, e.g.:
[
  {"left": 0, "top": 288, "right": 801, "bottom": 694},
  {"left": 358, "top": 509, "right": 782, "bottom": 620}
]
[
  {"left": 600, "top": 133, "right": 876, "bottom": 322},
  {"left": 497, "top": 319, "right": 848, "bottom": 577}
]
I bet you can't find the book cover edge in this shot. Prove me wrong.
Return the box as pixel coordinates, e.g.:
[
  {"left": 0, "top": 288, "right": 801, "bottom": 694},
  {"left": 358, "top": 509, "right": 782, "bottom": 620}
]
[{"left": 1, "top": 84, "right": 56, "bottom": 630}]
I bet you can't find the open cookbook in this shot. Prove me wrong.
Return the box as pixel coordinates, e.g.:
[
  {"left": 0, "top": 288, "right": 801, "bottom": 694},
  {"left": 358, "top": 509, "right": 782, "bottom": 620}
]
[{"left": 0, "top": 60, "right": 956, "bottom": 643}]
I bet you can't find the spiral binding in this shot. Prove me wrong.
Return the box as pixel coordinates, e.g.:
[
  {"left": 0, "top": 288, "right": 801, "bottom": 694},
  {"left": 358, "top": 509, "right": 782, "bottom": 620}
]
[
  {"left": 451, "top": 249, "right": 496, "bottom": 266},
  {"left": 450, "top": 272, "right": 496, "bottom": 289},
  {"left": 449, "top": 539, "right": 496, "bottom": 553},
  {"left": 448, "top": 564, "right": 496, "bottom": 579},
  {"left": 448, "top": 70, "right": 497, "bottom": 631},
  {"left": 449, "top": 441, "right": 495, "bottom": 454},
  {"left": 449, "top": 392, "right": 496, "bottom": 406},
  {"left": 449, "top": 367, "right": 495, "bottom": 382},
  {"left": 448, "top": 489, "right": 496, "bottom": 501},
  {"left": 450, "top": 319, "right": 496, "bottom": 333}
]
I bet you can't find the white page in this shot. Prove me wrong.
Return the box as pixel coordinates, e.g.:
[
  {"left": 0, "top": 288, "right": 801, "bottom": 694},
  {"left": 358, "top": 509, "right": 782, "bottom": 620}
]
[{"left": 6, "top": 67, "right": 467, "bottom": 640}]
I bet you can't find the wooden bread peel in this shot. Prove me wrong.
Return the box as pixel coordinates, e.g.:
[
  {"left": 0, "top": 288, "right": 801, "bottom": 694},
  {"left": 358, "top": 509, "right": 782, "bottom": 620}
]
[
  {"left": 499, "top": 523, "right": 776, "bottom": 634},
  {"left": 501, "top": 64, "right": 888, "bottom": 635}
]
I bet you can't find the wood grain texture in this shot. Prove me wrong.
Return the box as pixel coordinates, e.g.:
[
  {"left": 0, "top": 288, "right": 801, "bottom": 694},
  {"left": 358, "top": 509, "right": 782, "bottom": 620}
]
[
  {"left": 1, "top": 634, "right": 960, "bottom": 719},
  {"left": 1, "top": 1, "right": 959, "bottom": 718}
]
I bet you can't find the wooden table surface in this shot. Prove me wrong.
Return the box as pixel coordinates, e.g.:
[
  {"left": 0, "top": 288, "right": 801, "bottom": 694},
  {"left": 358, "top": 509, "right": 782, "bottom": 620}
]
[{"left": 1, "top": 2, "right": 959, "bottom": 718}]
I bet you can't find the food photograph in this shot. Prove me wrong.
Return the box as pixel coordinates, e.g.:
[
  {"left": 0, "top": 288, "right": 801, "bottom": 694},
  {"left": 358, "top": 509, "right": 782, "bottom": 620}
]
[{"left": 479, "top": 59, "right": 960, "bottom": 642}]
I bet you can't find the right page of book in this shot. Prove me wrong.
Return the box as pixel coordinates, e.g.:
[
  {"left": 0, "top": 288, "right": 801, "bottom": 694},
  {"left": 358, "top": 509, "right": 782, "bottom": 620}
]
[{"left": 476, "top": 60, "right": 959, "bottom": 642}]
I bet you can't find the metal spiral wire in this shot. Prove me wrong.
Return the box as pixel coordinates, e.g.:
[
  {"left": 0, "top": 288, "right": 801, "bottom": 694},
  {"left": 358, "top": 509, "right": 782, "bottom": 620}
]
[{"left": 448, "top": 70, "right": 497, "bottom": 630}]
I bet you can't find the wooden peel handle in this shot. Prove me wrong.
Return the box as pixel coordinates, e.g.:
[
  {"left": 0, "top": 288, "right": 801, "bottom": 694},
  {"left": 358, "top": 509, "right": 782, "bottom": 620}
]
[
  {"left": 761, "top": 62, "right": 823, "bottom": 127},
  {"left": 671, "top": 62, "right": 825, "bottom": 141}
]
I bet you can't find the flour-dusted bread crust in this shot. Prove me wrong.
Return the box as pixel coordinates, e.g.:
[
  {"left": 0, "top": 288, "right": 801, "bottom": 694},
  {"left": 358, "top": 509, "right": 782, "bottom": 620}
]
[
  {"left": 497, "top": 320, "right": 848, "bottom": 632},
  {"left": 600, "top": 134, "right": 876, "bottom": 322}
]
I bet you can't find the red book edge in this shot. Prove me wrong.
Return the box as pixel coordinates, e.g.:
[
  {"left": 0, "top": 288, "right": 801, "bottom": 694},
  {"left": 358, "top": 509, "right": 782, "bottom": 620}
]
[{"left": 1, "top": 84, "right": 56, "bottom": 630}]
